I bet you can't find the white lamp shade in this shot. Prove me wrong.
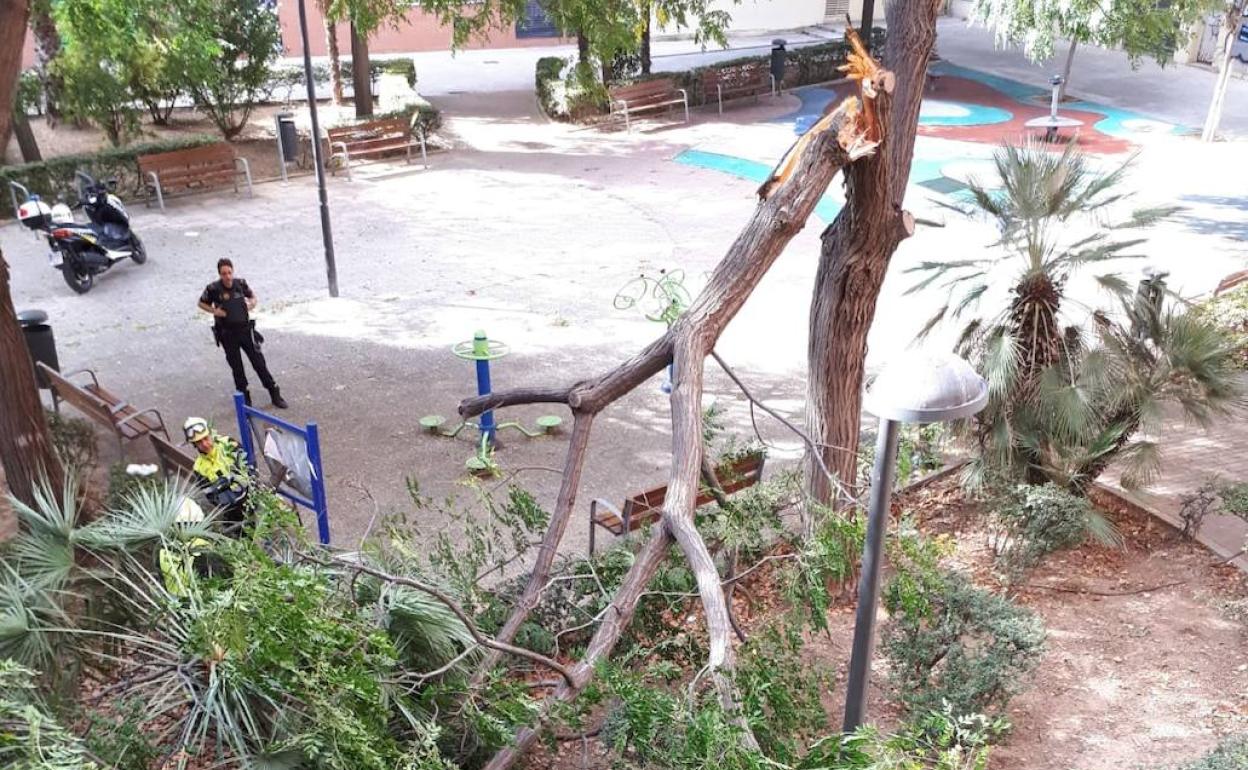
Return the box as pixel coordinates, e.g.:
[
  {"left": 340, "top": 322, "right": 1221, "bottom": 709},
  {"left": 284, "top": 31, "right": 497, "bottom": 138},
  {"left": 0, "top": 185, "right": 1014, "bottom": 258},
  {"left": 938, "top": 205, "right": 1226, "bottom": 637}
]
[{"left": 864, "top": 350, "right": 989, "bottom": 424}]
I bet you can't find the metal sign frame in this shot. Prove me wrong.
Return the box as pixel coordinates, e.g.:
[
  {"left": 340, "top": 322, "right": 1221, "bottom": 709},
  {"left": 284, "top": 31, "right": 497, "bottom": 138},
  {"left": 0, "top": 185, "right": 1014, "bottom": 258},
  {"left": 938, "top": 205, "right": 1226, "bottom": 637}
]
[{"left": 232, "top": 392, "right": 331, "bottom": 544}]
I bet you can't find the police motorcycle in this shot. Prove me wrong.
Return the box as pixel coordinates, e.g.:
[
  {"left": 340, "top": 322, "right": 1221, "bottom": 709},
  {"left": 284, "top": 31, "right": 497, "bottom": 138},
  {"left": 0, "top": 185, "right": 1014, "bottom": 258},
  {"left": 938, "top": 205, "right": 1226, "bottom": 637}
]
[{"left": 15, "top": 171, "right": 146, "bottom": 295}]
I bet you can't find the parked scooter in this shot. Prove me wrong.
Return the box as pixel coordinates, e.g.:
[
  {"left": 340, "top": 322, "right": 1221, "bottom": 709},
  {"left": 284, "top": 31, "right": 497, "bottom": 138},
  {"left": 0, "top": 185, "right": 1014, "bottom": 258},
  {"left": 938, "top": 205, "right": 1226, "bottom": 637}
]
[{"left": 15, "top": 171, "right": 146, "bottom": 294}]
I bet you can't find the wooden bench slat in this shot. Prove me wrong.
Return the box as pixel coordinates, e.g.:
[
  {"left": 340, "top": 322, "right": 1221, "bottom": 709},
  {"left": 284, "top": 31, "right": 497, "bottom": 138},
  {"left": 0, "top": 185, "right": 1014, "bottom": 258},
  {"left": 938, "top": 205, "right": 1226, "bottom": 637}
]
[{"left": 38, "top": 363, "right": 168, "bottom": 454}]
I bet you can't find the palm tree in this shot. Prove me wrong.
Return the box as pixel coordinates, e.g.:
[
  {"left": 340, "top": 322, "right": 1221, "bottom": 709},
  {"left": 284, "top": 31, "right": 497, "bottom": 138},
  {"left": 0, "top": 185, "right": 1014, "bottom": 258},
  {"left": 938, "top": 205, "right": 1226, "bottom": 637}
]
[{"left": 906, "top": 140, "right": 1239, "bottom": 490}]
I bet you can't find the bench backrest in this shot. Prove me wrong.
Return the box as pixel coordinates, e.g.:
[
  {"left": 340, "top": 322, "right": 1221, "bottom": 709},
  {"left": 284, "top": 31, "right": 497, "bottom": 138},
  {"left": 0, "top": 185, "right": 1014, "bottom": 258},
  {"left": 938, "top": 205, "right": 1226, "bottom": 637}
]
[
  {"left": 151, "top": 433, "right": 197, "bottom": 478},
  {"left": 138, "top": 143, "right": 235, "bottom": 175},
  {"left": 623, "top": 452, "right": 766, "bottom": 521},
  {"left": 326, "top": 117, "right": 410, "bottom": 145},
  {"left": 609, "top": 78, "right": 677, "bottom": 104},
  {"left": 37, "top": 363, "right": 114, "bottom": 426}
]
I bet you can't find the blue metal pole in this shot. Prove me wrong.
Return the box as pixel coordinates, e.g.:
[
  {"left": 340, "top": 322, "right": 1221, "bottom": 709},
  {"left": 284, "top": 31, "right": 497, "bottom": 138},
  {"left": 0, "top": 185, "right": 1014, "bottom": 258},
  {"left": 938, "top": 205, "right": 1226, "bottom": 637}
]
[
  {"left": 232, "top": 392, "right": 256, "bottom": 470},
  {"left": 305, "top": 422, "right": 331, "bottom": 545},
  {"left": 473, "top": 330, "right": 496, "bottom": 445}
]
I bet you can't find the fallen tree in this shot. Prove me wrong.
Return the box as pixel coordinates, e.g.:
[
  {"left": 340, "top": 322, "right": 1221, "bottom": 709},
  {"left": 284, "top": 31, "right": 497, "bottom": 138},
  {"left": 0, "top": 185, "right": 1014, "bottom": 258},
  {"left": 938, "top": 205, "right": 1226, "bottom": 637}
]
[{"left": 457, "top": 26, "right": 912, "bottom": 768}]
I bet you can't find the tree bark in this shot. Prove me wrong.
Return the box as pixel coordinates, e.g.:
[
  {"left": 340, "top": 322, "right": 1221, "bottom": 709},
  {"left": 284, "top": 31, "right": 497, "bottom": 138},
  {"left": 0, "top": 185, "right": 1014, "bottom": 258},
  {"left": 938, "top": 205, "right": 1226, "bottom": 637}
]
[
  {"left": 1202, "top": 1, "right": 1246, "bottom": 142},
  {"left": 640, "top": 2, "right": 652, "bottom": 75},
  {"left": 577, "top": 31, "right": 590, "bottom": 65},
  {"left": 0, "top": 250, "right": 64, "bottom": 509},
  {"left": 805, "top": 0, "right": 942, "bottom": 508},
  {"left": 350, "top": 21, "right": 372, "bottom": 118},
  {"left": 13, "top": 111, "right": 41, "bottom": 162},
  {"left": 1058, "top": 37, "right": 1078, "bottom": 102},
  {"left": 0, "top": 0, "right": 32, "bottom": 158},
  {"left": 468, "top": 76, "right": 881, "bottom": 770},
  {"left": 29, "top": 0, "right": 61, "bottom": 122},
  {"left": 318, "top": 0, "right": 345, "bottom": 105}
]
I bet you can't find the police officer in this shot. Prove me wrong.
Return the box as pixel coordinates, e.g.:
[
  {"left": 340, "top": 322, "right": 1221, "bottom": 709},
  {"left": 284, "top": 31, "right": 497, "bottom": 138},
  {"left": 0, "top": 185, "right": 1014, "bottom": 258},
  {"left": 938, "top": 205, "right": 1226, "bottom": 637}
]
[
  {"left": 197, "top": 258, "right": 288, "bottom": 409},
  {"left": 183, "top": 417, "right": 252, "bottom": 536}
]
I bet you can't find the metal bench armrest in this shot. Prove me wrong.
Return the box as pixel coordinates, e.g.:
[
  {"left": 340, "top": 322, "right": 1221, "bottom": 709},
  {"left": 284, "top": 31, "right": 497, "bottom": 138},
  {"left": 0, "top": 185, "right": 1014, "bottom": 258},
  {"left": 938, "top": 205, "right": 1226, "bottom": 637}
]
[
  {"left": 60, "top": 367, "right": 101, "bottom": 390},
  {"left": 234, "top": 157, "right": 254, "bottom": 198},
  {"left": 330, "top": 140, "right": 352, "bottom": 180},
  {"left": 114, "top": 408, "right": 168, "bottom": 439},
  {"left": 589, "top": 497, "right": 624, "bottom": 524}
]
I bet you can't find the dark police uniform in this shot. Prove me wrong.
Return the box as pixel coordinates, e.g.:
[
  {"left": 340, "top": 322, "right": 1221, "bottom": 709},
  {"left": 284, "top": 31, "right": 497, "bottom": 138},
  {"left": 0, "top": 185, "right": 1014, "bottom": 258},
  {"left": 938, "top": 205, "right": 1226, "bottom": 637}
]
[{"left": 199, "top": 277, "right": 278, "bottom": 398}]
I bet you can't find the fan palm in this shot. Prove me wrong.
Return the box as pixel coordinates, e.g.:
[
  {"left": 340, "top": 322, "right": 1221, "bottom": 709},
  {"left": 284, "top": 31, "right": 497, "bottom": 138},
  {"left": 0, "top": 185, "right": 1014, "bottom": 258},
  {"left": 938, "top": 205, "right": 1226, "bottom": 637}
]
[{"left": 907, "top": 140, "right": 1183, "bottom": 485}]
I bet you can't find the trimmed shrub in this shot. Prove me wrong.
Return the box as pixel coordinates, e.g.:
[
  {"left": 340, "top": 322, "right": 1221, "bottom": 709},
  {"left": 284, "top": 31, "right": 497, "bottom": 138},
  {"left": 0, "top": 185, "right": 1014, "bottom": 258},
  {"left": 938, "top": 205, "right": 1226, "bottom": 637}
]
[
  {"left": 45, "top": 410, "right": 98, "bottom": 473},
  {"left": 535, "top": 56, "right": 568, "bottom": 119},
  {"left": 882, "top": 569, "right": 1045, "bottom": 719},
  {"left": 1193, "top": 283, "right": 1248, "bottom": 370},
  {"left": 989, "top": 483, "right": 1121, "bottom": 579},
  {"left": 0, "top": 134, "right": 219, "bottom": 215}
]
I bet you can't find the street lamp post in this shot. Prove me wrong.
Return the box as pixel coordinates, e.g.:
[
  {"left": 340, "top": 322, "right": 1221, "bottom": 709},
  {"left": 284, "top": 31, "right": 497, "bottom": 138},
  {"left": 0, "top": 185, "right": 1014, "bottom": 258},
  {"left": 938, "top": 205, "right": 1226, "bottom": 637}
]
[
  {"left": 295, "top": 0, "right": 339, "bottom": 297},
  {"left": 841, "top": 351, "right": 988, "bottom": 733}
]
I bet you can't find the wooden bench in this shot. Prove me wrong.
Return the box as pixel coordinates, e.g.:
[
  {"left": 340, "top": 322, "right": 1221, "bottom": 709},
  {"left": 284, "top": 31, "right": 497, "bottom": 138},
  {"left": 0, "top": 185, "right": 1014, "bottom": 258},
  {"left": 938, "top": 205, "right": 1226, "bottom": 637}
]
[
  {"left": 588, "top": 451, "right": 765, "bottom": 554},
  {"left": 150, "top": 433, "right": 197, "bottom": 480},
  {"left": 701, "top": 65, "right": 774, "bottom": 114},
  {"left": 138, "top": 143, "right": 253, "bottom": 211},
  {"left": 38, "top": 363, "right": 169, "bottom": 456},
  {"left": 326, "top": 115, "right": 428, "bottom": 181},
  {"left": 608, "top": 78, "right": 689, "bottom": 132}
]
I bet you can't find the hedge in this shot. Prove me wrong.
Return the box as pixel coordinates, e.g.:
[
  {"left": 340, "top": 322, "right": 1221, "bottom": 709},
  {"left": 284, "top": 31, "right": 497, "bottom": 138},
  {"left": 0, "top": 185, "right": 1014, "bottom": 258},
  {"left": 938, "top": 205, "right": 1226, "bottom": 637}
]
[
  {"left": 536, "top": 28, "right": 889, "bottom": 121},
  {"left": 267, "top": 57, "right": 418, "bottom": 102},
  {"left": 1, "top": 134, "right": 219, "bottom": 215}
]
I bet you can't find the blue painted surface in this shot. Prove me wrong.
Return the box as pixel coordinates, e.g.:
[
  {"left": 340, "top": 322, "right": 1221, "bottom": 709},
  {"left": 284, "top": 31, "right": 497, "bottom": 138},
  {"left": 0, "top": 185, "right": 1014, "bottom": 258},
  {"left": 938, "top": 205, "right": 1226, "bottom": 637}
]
[
  {"left": 674, "top": 150, "right": 845, "bottom": 222},
  {"left": 783, "top": 86, "right": 1010, "bottom": 136}
]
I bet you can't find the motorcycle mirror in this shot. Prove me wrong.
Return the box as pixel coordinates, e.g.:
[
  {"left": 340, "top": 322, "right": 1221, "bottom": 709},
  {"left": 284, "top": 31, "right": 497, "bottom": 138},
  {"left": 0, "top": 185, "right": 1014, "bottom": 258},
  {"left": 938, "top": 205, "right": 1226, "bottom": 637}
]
[{"left": 105, "top": 177, "right": 118, "bottom": 191}]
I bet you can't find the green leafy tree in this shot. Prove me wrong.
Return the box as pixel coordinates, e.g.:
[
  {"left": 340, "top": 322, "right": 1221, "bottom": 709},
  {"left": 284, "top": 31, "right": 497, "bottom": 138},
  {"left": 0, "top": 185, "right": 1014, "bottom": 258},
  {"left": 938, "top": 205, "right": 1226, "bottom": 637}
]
[
  {"left": 50, "top": 0, "right": 143, "bottom": 145},
  {"left": 175, "top": 0, "right": 281, "bottom": 139},
  {"left": 971, "top": 0, "right": 1221, "bottom": 98}
]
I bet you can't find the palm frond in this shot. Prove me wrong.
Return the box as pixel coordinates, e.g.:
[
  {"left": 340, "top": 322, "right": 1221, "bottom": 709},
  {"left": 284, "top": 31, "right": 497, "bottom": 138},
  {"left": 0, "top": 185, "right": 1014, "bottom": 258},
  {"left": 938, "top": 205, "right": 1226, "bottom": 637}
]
[{"left": 79, "top": 478, "right": 216, "bottom": 551}]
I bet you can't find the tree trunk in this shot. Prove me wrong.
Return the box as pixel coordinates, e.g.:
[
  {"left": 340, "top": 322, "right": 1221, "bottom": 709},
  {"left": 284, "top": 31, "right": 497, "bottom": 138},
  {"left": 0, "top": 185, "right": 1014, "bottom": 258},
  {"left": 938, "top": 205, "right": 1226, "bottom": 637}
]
[
  {"left": 577, "top": 31, "right": 590, "bottom": 64},
  {"left": 1058, "top": 37, "right": 1078, "bottom": 101},
  {"left": 29, "top": 0, "right": 61, "bottom": 122},
  {"left": 350, "top": 22, "right": 372, "bottom": 118},
  {"left": 318, "top": 0, "right": 345, "bottom": 105},
  {"left": 0, "top": 0, "right": 32, "bottom": 158},
  {"left": 1202, "top": 2, "right": 1246, "bottom": 142},
  {"left": 469, "top": 55, "right": 887, "bottom": 770},
  {"left": 805, "top": 0, "right": 943, "bottom": 508},
  {"left": 12, "top": 111, "right": 40, "bottom": 162},
  {"left": 0, "top": 251, "right": 64, "bottom": 509},
  {"left": 641, "top": 3, "right": 652, "bottom": 75}
]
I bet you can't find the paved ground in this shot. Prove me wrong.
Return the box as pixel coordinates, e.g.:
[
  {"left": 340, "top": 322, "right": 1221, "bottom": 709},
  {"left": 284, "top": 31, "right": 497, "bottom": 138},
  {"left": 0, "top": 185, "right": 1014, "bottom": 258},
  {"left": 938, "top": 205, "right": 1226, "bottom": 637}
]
[{"left": 3, "top": 20, "right": 1246, "bottom": 554}]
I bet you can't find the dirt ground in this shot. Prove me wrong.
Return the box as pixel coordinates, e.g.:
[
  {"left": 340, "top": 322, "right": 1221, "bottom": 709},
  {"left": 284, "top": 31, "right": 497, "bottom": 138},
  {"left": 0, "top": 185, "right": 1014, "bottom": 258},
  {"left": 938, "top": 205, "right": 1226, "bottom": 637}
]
[{"left": 530, "top": 477, "right": 1248, "bottom": 770}]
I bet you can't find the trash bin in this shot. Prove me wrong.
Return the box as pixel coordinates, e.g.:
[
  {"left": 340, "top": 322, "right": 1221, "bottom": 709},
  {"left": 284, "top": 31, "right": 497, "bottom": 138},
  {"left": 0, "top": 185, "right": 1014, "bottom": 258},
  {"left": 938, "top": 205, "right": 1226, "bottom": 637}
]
[
  {"left": 771, "top": 39, "right": 787, "bottom": 91},
  {"left": 276, "top": 112, "right": 298, "bottom": 163},
  {"left": 17, "top": 309, "right": 58, "bottom": 389}
]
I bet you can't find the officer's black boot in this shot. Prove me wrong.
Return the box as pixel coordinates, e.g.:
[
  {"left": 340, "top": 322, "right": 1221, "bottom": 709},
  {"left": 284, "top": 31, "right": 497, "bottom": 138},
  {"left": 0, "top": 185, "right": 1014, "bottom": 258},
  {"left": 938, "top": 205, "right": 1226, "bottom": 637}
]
[
  {"left": 242, "top": 389, "right": 252, "bottom": 407},
  {"left": 269, "top": 387, "right": 288, "bottom": 410}
]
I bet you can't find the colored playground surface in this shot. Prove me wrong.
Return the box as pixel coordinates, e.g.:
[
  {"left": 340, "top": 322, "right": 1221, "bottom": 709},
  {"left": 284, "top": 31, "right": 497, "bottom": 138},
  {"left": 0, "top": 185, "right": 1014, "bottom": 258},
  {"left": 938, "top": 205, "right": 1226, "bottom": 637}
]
[{"left": 676, "top": 62, "right": 1186, "bottom": 221}]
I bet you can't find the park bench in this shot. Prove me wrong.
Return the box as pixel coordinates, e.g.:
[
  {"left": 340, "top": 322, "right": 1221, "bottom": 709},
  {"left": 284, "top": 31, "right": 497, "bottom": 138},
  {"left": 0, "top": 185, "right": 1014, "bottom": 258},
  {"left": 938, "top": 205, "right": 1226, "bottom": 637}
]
[
  {"left": 326, "top": 115, "right": 428, "bottom": 180},
  {"left": 38, "top": 363, "right": 169, "bottom": 456},
  {"left": 138, "top": 143, "right": 253, "bottom": 211},
  {"left": 700, "top": 64, "right": 775, "bottom": 114},
  {"left": 1215, "top": 269, "right": 1248, "bottom": 296},
  {"left": 588, "top": 451, "right": 765, "bottom": 554},
  {"left": 608, "top": 78, "right": 689, "bottom": 132},
  {"left": 150, "top": 433, "right": 197, "bottom": 480}
]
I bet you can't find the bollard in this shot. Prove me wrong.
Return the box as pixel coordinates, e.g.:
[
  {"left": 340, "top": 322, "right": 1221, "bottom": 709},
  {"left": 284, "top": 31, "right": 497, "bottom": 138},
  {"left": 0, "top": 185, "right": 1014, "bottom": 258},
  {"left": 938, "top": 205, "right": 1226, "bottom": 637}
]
[{"left": 473, "top": 330, "right": 497, "bottom": 445}]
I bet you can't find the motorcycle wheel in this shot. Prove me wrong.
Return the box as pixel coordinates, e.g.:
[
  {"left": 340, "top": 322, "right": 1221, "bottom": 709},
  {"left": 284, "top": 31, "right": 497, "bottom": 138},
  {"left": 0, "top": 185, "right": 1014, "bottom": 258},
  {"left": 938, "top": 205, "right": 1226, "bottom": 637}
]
[
  {"left": 62, "top": 263, "right": 94, "bottom": 294},
  {"left": 130, "top": 234, "right": 147, "bottom": 264}
]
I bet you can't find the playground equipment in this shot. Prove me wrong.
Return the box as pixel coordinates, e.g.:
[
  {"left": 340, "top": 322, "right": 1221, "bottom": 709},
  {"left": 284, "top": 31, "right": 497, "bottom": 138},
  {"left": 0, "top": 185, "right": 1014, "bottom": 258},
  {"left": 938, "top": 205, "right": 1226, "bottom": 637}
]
[
  {"left": 614, "top": 269, "right": 691, "bottom": 393},
  {"left": 420, "top": 330, "right": 564, "bottom": 471},
  {"left": 1024, "top": 75, "right": 1083, "bottom": 142}
]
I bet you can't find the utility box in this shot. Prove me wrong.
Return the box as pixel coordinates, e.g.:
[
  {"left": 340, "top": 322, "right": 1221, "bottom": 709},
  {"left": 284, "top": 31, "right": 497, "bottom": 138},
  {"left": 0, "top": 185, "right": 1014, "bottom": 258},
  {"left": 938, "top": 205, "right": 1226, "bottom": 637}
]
[
  {"left": 276, "top": 113, "right": 298, "bottom": 163},
  {"left": 771, "top": 39, "right": 787, "bottom": 90}
]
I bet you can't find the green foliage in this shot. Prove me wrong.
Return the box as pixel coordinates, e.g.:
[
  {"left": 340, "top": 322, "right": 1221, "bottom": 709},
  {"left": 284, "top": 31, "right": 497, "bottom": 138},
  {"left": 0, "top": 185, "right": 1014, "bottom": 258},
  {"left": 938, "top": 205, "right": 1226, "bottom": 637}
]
[
  {"left": 535, "top": 56, "right": 568, "bottom": 118},
  {"left": 735, "top": 621, "right": 828, "bottom": 763},
  {"left": 799, "top": 706, "right": 1000, "bottom": 770},
  {"left": 44, "top": 411, "right": 98, "bottom": 473},
  {"left": 103, "top": 464, "right": 162, "bottom": 511},
  {"left": 15, "top": 70, "right": 43, "bottom": 115},
  {"left": 858, "top": 423, "right": 947, "bottom": 490},
  {"left": 882, "top": 567, "right": 1045, "bottom": 719},
  {"left": 1192, "top": 283, "right": 1248, "bottom": 370},
  {"left": 177, "top": 0, "right": 282, "bottom": 139},
  {"left": 989, "top": 482, "right": 1121, "bottom": 579},
  {"left": 0, "top": 134, "right": 219, "bottom": 216},
  {"left": 1168, "top": 736, "right": 1248, "bottom": 770},
  {"left": 971, "top": 0, "right": 1221, "bottom": 67},
  {"left": 0, "top": 661, "right": 97, "bottom": 770},
  {"left": 784, "top": 506, "right": 866, "bottom": 632},
  {"left": 51, "top": 0, "right": 144, "bottom": 145},
  {"left": 82, "top": 699, "right": 160, "bottom": 770}
]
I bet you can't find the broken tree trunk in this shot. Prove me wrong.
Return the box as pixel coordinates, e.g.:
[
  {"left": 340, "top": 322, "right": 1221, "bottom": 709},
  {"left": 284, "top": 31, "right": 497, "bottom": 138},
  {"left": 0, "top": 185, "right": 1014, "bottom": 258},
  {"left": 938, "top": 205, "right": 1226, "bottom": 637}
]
[
  {"left": 805, "top": 0, "right": 942, "bottom": 506},
  {"left": 0, "top": 0, "right": 32, "bottom": 157},
  {"left": 463, "top": 58, "right": 889, "bottom": 769}
]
